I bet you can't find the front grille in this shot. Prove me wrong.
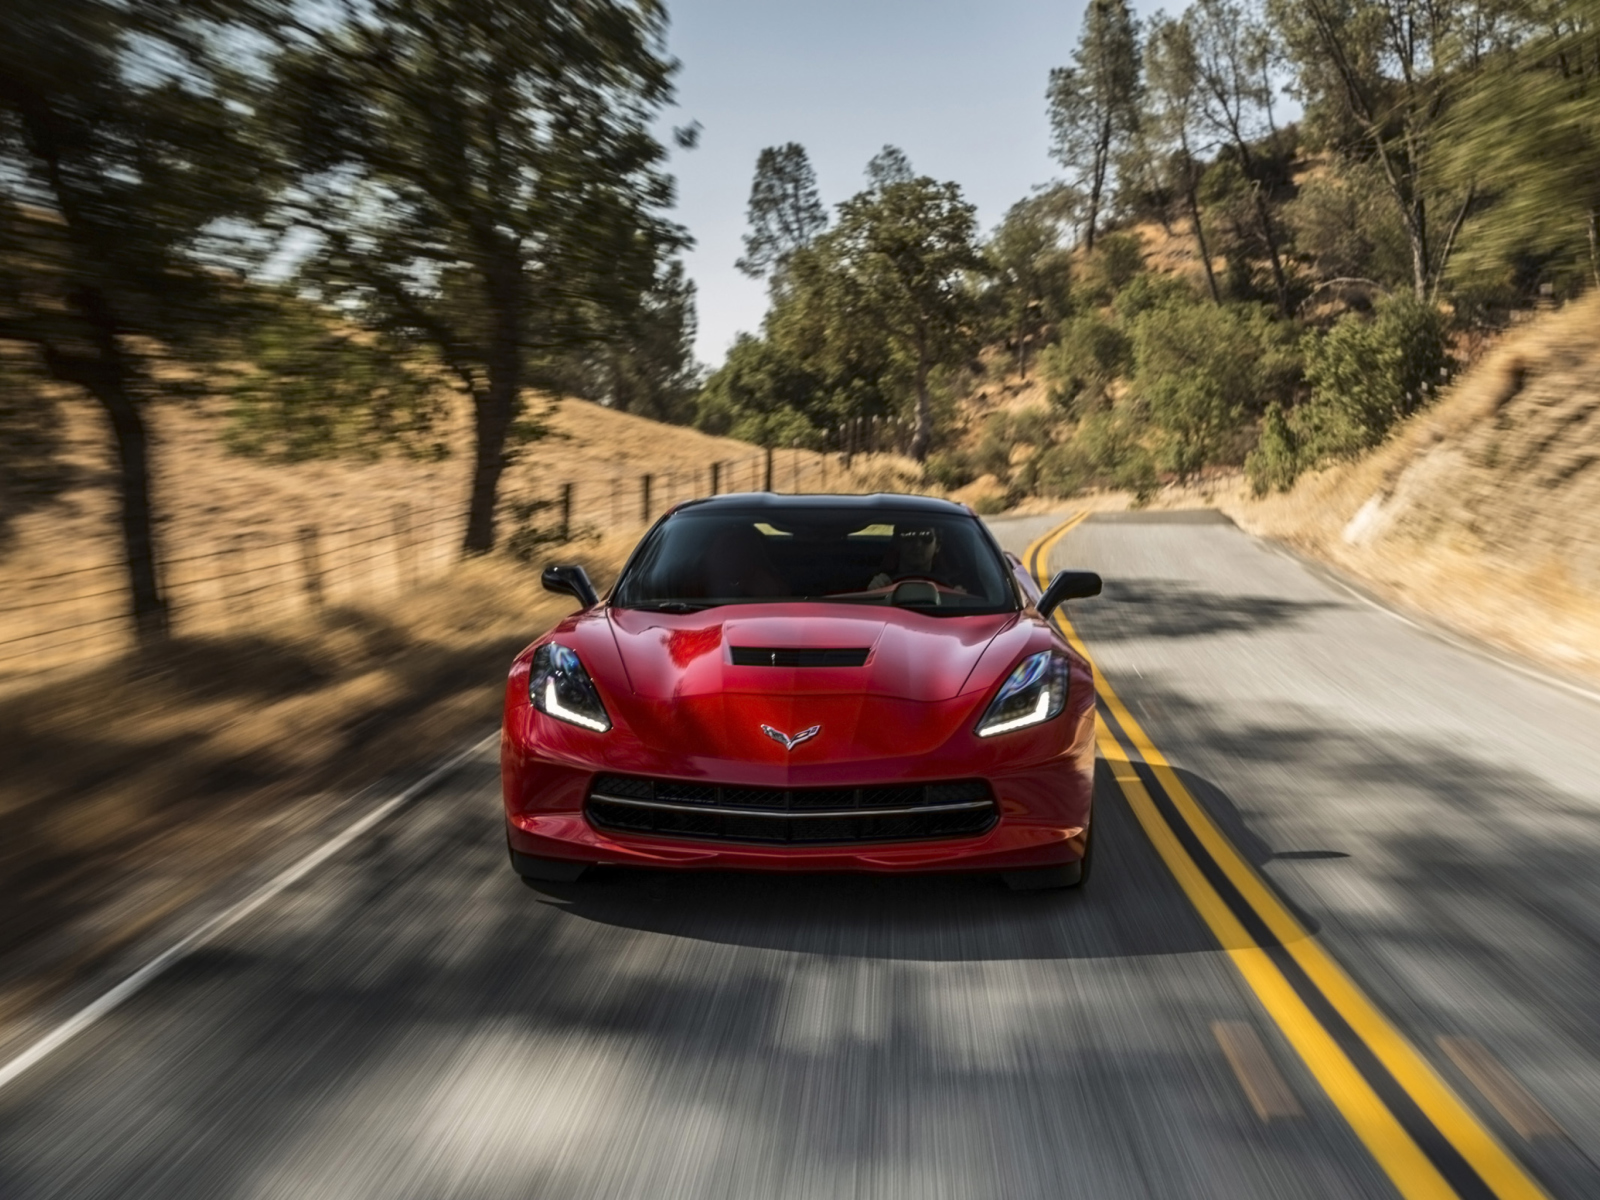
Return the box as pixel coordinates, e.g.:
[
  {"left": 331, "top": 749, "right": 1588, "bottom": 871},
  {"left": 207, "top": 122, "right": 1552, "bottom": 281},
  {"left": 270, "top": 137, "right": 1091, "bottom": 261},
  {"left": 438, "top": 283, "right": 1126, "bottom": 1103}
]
[
  {"left": 586, "top": 773, "right": 996, "bottom": 845},
  {"left": 730, "top": 646, "right": 871, "bottom": 668}
]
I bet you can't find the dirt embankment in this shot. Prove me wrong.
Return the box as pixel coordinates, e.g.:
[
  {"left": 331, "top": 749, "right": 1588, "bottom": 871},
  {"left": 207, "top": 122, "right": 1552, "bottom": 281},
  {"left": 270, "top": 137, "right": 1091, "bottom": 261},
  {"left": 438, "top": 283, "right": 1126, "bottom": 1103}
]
[{"left": 1224, "top": 295, "right": 1600, "bottom": 684}]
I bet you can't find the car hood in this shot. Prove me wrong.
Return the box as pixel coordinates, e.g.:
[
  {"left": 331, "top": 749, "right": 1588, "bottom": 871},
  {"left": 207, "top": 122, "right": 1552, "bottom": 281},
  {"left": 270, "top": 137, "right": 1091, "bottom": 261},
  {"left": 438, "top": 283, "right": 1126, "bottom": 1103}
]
[{"left": 606, "top": 604, "right": 1018, "bottom": 702}]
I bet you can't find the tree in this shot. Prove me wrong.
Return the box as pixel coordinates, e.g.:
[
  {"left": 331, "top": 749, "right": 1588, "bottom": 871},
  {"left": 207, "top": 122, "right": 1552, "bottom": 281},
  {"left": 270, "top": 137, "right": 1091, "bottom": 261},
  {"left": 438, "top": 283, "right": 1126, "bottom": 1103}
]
[
  {"left": 1144, "top": 12, "right": 1222, "bottom": 302},
  {"left": 827, "top": 166, "right": 985, "bottom": 460},
  {"left": 983, "top": 188, "right": 1075, "bottom": 378},
  {"left": 0, "top": 0, "right": 267, "bottom": 642},
  {"left": 1444, "top": 0, "right": 1600, "bottom": 290},
  {"left": 1129, "top": 297, "right": 1294, "bottom": 480},
  {"left": 1270, "top": 0, "right": 1511, "bottom": 301},
  {"left": 1048, "top": 0, "right": 1143, "bottom": 251},
  {"left": 1188, "top": 0, "right": 1292, "bottom": 313},
  {"left": 260, "top": 0, "right": 685, "bottom": 553},
  {"left": 1297, "top": 295, "right": 1450, "bottom": 458},
  {"left": 866, "top": 145, "right": 916, "bottom": 190},
  {"left": 735, "top": 143, "right": 827, "bottom": 280},
  {"left": 580, "top": 260, "right": 701, "bottom": 422}
]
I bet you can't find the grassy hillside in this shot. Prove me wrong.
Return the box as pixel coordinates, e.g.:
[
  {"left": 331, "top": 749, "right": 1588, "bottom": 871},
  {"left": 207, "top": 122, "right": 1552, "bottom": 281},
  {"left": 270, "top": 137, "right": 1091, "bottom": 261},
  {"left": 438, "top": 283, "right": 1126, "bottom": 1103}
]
[{"left": 1225, "top": 295, "right": 1600, "bottom": 683}]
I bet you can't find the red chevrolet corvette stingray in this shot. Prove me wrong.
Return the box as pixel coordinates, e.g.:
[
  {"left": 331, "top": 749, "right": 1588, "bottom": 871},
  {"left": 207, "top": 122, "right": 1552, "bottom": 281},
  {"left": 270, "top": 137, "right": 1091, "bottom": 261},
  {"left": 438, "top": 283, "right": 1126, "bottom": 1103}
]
[{"left": 502, "top": 494, "right": 1101, "bottom": 890}]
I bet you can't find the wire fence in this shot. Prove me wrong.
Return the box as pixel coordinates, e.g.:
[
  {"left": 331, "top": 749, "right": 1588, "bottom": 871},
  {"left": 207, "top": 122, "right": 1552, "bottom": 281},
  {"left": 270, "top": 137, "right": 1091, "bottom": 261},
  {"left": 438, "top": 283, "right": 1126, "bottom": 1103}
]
[{"left": 0, "top": 435, "right": 916, "bottom": 692}]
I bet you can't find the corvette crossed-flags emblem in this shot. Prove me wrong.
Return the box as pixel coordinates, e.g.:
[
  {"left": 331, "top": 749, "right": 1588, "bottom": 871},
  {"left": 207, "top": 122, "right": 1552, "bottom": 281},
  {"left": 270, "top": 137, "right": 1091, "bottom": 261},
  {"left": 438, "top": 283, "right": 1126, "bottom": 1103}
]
[{"left": 761, "top": 724, "right": 821, "bottom": 750}]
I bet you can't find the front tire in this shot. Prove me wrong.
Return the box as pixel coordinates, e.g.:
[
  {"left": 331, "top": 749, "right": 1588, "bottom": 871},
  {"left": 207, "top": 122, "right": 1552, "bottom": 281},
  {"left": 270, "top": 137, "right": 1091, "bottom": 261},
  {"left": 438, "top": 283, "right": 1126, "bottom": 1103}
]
[
  {"left": 1002, "top": 821, "right": 1092, "bottom": 891},
  {"left": 508, "top": 838, "right": 588, "bottom": 884}
]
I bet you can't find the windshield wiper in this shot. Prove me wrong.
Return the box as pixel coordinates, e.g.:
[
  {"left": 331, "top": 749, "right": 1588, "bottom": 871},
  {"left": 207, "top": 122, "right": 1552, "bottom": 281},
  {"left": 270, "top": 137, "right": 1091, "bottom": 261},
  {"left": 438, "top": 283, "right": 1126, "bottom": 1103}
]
[{"left": 630, "top": 600, "right": 717, "bottom": 613}]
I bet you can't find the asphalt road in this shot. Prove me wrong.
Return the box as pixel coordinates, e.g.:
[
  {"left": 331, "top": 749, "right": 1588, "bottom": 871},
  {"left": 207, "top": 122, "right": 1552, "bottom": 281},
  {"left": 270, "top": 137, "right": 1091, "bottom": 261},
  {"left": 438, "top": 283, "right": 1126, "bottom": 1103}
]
[{"left": 2, "top": 510, "right": 1598, "bottom": 1199}]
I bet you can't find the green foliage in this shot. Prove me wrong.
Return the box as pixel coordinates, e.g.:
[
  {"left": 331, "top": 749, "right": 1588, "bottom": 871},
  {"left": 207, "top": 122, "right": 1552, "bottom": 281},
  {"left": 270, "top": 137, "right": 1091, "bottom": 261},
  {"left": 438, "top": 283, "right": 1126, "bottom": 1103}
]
[
  {"left": 1245, "top": 402, "right": 1301, "bottom": 494},
  {"left": 1267, "top": 0, "right": 1494, "bottom": 300},
  {"left": 1079, "top": 408, "right": 1160, "bottom": 502},
  {"left": 1113, "top": 272, "right": 1199, "bottom": 323},
  {"left": 534, "top": 262, "right": 702, "bottom": 423},
  {"left": 1041, "top": 312, "right": 1132, "bottom": 413},
  {"left": 0, "top": 0, "right": 272, "bottom": 636},
  {"left": 1442, "top": 0, "right": 1600, "bottom": 292},
  {"left": 1129, "top": 300, "right": 1294, "bottom": 481},
  {"left": 1047, "top": 0, "right": 1143, "bottom": 248},
  {"left": 695, "top": 334, "right": 828, "bottom": 447},
  {"left": 1284, "top": 161, "right": 1412, "bottom": 289},
  {"left": 1082, "top": 231, "right": 1149, "bottom": 301},
  {"left": 737, "top": 144, "right": 828, "bottom": 280},
  {"left": 981, "top": 189, "right": 1075, "bottom": 377},
  {"left": 259, "top": 0, "right": 685, "bottom": 550},
  {"left": 701, "top": 154, "right": 983, "bottom": 459},
  {"left": 223, "top": 298, "right": 450, "bottom": 463},
  {"left": 923, "top": 449, "right": 978, "bottom": 490},
  {"left": 1016, "top": 440, "right": 1095, "bottom": 499},
  {"left": 1296, "top": 296, "right": 1451, "bottom": 460}
]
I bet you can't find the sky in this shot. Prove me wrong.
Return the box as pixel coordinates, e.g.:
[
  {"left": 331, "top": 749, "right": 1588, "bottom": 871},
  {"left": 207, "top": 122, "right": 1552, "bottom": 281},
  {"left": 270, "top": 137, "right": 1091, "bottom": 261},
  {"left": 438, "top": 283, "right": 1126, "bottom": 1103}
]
[{"left": 658, "top": 0, "right": 1165, "bottom": 370}]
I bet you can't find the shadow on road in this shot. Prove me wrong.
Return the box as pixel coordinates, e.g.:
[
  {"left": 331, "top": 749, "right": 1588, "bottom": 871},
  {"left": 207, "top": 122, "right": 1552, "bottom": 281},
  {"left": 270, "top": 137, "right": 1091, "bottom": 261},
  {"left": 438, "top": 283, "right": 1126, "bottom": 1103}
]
[{"left": 523, "top": 759, "right": 1224, "bottom": 963}]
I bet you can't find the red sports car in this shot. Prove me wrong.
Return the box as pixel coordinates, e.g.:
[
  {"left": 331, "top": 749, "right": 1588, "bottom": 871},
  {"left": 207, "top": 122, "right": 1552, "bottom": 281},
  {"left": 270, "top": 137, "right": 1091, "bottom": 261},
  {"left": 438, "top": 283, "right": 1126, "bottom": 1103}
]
[{"left": 502, "top": 494, "right": 1101, "bottom": 890}]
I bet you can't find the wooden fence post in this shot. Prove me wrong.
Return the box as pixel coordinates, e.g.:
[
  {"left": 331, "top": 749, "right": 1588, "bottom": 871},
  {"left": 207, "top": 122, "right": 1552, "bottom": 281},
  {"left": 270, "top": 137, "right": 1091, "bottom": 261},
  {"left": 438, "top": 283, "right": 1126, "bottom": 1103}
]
[
  {"left": 764, "top": 446, "right": 774, "bottom": 492},
  {"left": 560, "top": 483, "right": 573, "bottom": 542},
  {"left": 711, "top": 461, "right": 721, "bottom": 495},
  {"left": 393, "top": 503, "right": 414, "bottom": 590},
  {"left": 641, "top": 474, "right": 652, "bottom": 524}
]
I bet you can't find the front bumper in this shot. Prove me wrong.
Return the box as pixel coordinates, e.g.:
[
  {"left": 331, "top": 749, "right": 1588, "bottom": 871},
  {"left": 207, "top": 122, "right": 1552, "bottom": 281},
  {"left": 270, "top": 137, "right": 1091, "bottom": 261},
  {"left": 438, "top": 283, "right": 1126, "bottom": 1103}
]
[{"left": 503, "top": 708, "right": 1096, "bottom": 875}]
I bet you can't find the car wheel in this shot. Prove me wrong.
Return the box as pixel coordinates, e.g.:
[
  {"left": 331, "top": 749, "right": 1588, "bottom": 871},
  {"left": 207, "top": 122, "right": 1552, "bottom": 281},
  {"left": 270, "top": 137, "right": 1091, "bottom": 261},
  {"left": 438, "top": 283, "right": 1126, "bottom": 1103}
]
[{"left": 1001, "top": 820, "right": 1092, "bottom": 892}]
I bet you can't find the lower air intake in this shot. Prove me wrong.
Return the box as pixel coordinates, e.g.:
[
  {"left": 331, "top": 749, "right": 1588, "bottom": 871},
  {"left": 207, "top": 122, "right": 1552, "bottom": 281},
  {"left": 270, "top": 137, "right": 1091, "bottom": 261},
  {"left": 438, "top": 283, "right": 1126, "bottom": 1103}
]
[{"left": 585, "top": 774, "right": 996, "bottom": 845}]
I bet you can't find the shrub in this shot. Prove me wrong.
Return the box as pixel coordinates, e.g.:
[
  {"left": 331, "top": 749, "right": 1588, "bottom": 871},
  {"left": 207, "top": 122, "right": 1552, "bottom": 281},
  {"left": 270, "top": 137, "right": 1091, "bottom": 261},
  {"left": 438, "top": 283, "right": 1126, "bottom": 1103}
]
[
  {"left": 1017, "top": 440, "right": 1094, "bottom": 499},
  {"left": 1297, "top": 296, "right": 1451, "bottom": 461},
  {"left": 1245, "top": 403, "right": 1301, "bottom": 495},
  {"left": 1041, "top": 312, "right": 1131, "bottom": 413},
  {"left": 1079, "top": 409, "right": 1159, "bottom": 503},
  {"left": 1092, "top": 232, "right": 1147, "bottom": 293},
  {"left": 1113, "top": 272, "right": 1198, "bottom": 324},
  {"left": 1129, "top": 301, "right": 1291, "bottom": 482},
  {"left": 923, "top": 449, "right": 977, "bottom": 490}
]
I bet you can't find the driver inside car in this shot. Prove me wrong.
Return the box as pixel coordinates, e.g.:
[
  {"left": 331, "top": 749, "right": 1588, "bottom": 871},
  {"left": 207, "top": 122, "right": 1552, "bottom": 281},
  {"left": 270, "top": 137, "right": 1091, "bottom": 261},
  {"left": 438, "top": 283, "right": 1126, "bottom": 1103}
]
[{"left": 869, "top": 527, "right": 940, "bottom": 590}]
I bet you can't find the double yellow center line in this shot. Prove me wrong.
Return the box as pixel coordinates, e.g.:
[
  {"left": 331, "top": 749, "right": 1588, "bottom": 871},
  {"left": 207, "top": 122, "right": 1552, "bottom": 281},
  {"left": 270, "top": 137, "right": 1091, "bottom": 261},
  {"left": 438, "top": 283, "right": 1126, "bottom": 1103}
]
[{"left": 1025, "top": 513, "right": 1549, "bottom": 1200}]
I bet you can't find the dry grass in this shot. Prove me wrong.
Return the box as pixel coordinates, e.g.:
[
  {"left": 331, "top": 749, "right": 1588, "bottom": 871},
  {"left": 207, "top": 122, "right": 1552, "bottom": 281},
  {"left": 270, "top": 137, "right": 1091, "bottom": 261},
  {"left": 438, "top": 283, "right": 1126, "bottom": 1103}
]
[
  {"left": 0, "top": 536, "right": 630, "bottom": 1033},
  {"left": 0, "top": 394, "right": 926, "bottom": 688},
  {"left": 1221, "top": 294, "right": 1600, "bottom": 683},
  {"left": 0, "top": 384, "right": 957, "bottom": 1033}
]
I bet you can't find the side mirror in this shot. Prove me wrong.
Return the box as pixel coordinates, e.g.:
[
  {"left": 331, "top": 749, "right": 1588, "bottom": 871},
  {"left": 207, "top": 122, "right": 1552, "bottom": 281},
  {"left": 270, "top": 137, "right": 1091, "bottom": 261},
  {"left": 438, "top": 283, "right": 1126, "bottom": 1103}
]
[
  {"left": 542, "top": 564, "right": 599, "bottom": 610},
  {"left": 1038, "top": 569, "right": 1102, "bottom": 618}
]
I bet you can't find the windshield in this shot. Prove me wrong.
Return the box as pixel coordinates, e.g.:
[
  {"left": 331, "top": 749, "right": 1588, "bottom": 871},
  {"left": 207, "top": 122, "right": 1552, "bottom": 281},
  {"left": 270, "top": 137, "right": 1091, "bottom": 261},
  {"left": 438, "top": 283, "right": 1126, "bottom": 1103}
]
[{"left": 613, "top": 507, "right": 1016, "bottom": 615}]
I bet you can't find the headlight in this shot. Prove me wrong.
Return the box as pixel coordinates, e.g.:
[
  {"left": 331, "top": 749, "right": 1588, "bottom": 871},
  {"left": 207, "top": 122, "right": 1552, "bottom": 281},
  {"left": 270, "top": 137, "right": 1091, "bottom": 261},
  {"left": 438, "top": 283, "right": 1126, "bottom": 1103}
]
[
  {"left": 529, "top": 643, "right": 611, "bottom": 732},
  {"left": 975, "top": 651, "right": 1070, "bottom": 737}
]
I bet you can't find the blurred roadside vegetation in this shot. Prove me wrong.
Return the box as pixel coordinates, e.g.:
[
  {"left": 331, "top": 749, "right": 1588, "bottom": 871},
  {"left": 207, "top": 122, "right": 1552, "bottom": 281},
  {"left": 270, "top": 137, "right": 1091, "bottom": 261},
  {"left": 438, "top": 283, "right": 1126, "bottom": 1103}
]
[
  {"left": 0, "top": 0, "right": 1596, "bottom": 636},
  {"left": 707, "top": 0, "right": 1599, "bottom": 505}
]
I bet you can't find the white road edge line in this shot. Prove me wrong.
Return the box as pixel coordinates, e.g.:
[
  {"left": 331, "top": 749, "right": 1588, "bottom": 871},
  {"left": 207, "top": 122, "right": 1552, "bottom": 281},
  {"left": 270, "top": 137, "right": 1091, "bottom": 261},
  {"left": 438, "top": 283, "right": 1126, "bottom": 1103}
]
[
  {"left": 0, "top": 731, "right": 499, "bottom": 1095},
  {"left": 1289, "top": 549, "right": 1600, "bottom": 709}
]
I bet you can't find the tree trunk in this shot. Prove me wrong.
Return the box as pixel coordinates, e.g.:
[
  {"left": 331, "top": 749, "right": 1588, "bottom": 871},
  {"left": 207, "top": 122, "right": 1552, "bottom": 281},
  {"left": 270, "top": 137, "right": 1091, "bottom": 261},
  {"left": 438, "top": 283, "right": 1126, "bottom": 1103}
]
[
  {"left": 67, "top": 287, "right": 168, "bottom": 645},
  {"left": 1407, "top": 195, "right": 1430, "bottom": 302},
  {"left": 1183, "top": 155, "right": 1221, "bottom": 304},
  {"left": 1588, "top": 208, "right": 1598, "bottom": 289},
  {"left": 463, "top": 272, "right": 522, "bottom": 553},
  {"left": 1250, "top": 184, "right": 1291, "bottom": 316},
  {"left": 910, "top": 351, "right": 933, "bottom": 462}
]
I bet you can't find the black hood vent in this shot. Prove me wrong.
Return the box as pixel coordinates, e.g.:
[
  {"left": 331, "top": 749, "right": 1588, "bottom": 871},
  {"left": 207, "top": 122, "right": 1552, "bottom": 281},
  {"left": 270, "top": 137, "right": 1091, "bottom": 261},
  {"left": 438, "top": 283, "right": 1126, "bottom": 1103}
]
[{"left": 730, "top": 646, "right": 871, "bottom": 668}]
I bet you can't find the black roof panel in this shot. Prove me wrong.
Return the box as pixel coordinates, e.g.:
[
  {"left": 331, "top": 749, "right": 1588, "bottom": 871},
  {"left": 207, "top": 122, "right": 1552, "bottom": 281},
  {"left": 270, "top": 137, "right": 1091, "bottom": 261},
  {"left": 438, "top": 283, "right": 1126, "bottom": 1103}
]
[{"left": 672, "top": 492, "right": 971, "bottom": 515}]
